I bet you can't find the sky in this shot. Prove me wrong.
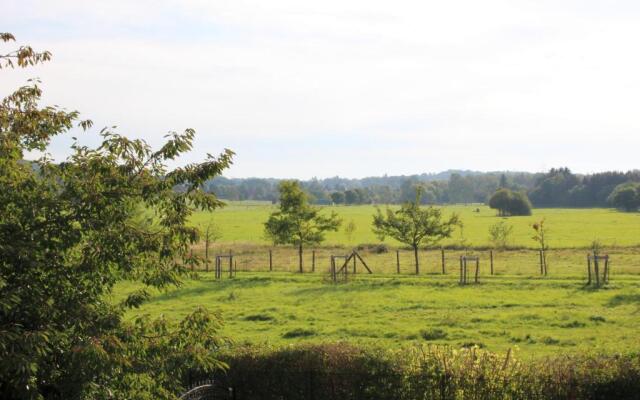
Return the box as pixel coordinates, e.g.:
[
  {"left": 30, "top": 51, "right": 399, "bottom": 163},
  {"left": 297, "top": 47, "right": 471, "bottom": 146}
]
[{"left": 2, "top": 0, "right": 640, "bottom": 179}]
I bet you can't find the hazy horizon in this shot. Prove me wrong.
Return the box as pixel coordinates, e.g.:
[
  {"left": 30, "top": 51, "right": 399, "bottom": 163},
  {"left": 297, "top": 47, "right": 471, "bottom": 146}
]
[{"left": 202, "top": 167, "right": 639, "bottom": 181}]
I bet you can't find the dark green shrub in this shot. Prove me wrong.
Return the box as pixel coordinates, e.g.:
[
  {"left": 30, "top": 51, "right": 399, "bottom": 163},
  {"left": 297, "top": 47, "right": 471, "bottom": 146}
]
[
  {"left": 356, "top": 243, "right": 389, "bottom": 253},
  {"left": 282, "top": 328, "right": 317, "bottom": 338},
  {"left": 244, "top": 313, "right": 275, "bottom": 321},
  {"left": 203, "top": 343, "right": 640, "bottom": 400},
  {"left": 420, "top": 328, "right": 448, "bottom": 340}
]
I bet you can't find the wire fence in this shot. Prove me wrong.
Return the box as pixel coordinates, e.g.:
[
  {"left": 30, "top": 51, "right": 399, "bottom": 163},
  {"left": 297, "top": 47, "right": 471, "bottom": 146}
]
[{"left": 189, "top": 244, "right": 640, "bottom": 278}]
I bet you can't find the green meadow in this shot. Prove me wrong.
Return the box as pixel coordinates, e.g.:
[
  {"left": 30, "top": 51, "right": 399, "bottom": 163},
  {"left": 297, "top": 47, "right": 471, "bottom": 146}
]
[
  {"left": 115, "top": 204, "right": 640, "bottom": 360},
  {"left": 117, "top": 271, "right": 640, "bottom": 359},
  {"left": 190, "top": 203, "right": 640, "bottom": 248}
]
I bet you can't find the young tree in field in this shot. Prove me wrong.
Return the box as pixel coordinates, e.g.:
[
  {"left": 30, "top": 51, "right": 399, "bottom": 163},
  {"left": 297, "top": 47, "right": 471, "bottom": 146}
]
[
  {"left": 532, "top": 219, "right": 550, "bottom": 275},
  {"left": 264, "top": 181, "right": 341, "bottom": 272},
  {"left": 590, "top": 239, "right": 603, "bottom": 256},
  {"left": 344, "top": 219, "right": 357, "bottom": 243},
  {"left": 372, "top": 190, "right": 460, "bottom": 274},
  {"left": 488, "top": 221, "right": 513, "bottom": 249},
  {"left": 0, "top": 33, "right": 232, "bottom": 399},
  {"left": 202, "top": 220, "right": 223, "bottom": 271}
]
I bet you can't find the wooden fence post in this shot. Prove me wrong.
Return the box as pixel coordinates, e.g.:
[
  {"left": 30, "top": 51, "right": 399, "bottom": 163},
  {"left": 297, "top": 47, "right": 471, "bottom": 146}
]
[
  {"left": 441, "top": 248, "right": 446, "bottom": 274},
  {"left": 330, "top": 256, "right": 336, "bottom": 283},
  {"left": 587, "top": 254, "right": 591, "bottom": 285},
  {"left": 594, "top": 255, "right": 600, "bottom": 287},
  {"left": 312, "top": 250, "right": 316, "bottom": 273},
  {"left": 396, "top": 250, "right": 400, "bottom": 274},
  {"left": 353, "top": 253, "right": 357, "bottom": 274},
  {"left": 490, "top": 250, "right": 494, "bottom": 275},
  {"left": 205, "top": 242, "right": 209, "bottom": 272},
  {"left": 269, "top": 250, "right": 273, "bottom": 272}
]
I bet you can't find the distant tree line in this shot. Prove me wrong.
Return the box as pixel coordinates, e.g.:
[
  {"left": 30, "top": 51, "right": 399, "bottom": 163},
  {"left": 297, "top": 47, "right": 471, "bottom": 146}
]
[{"left": 201, "top": 168, "right": 640, "bottom": 209}]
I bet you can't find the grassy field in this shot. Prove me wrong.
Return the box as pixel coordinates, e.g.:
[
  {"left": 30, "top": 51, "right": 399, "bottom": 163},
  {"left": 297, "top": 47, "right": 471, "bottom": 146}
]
[
  {"left": 116, "top": 270, "right": 640, "bottom": 359},
  {"left": 117, "top": 205, "right": 640, "bottom": 361},
  {"left": 190, "top": 203, "right": 640, "bottom": 248}
]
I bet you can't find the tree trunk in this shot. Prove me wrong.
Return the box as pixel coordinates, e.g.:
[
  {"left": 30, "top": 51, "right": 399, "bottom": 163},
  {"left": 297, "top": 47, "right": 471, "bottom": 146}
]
[
  {"left": 205, "top": 237, "right": 209, "bottom": 272},
  {"left": 298, "top": 242, "right": 303, "bottom": 273},
  {"left": 413, "top": 245, "right": 419, "bottom": 275}
]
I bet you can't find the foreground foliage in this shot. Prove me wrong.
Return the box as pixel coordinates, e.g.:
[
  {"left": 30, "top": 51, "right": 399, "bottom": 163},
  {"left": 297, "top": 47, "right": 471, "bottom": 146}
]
[
  {"left": 208, "top": 343, "right": 640, "bottom": 400},
  {"left": 0, "top": 33, "right": 231, "bottom": 399}
]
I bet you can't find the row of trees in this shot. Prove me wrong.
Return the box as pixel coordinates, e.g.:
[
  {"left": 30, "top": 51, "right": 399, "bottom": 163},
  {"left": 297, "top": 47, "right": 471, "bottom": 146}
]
[
  {"left": 203, "top": 172, "right": 531, "bottom": 205},
  {"left": 202, "top": 168, "right": 640, "bottom": 209},
  {"left": 263, "top": 181, "right": 553, "bottom": 275},
  {"left": 263, "top": 182, "right": 461, "bottom": 275}
]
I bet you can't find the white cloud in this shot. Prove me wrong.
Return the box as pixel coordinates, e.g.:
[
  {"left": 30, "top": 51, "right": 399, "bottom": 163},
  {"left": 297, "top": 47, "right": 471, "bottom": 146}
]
[{"left": 2, "top": 0, "right": 640, "bottom": 178}]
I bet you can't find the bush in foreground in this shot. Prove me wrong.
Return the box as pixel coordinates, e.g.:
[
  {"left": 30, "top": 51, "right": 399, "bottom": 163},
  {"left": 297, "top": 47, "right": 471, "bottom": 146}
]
[{"left": 202, "top": 343, "right": 640, "bottom": 400}]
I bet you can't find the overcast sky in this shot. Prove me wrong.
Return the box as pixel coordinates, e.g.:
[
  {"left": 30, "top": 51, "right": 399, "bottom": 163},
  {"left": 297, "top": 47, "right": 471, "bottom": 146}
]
[{"left": 2, "top": 1, "right": 640, "bottom": 179}]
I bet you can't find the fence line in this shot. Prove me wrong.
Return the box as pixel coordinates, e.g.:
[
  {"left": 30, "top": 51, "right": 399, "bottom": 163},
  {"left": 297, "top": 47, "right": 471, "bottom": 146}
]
[{"left": 188, "top": 245, "right": 640, "bottom": 277}]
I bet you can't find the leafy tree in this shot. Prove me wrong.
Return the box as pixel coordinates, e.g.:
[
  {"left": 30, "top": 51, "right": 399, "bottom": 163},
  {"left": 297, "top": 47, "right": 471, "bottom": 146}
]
[
  {"left": 488, "top": 189, "right": 511, "bottom": 216},
  {"left": 399, "top": 178, "right": 419, "bottom": 203},
  {"left": 264, "top": 181, "right": 341, "bottom": 272},
  {"left": 354, "top": 188, "right": 371, "bottom": 204},
  {"left": 0, "top": 33, "right": 233, "bottom": 399},
  {"left": 509, "top": 191, "right": 533, "bottom": 215},
  {"left": 528, "top": 167, "right": 580, "bottom": 207},
  {"left": 488, "top": 221, "right": 513, "bottom": 249},
  {"left": 372, "top": 190, "right": 460, "bottom": 274},
  {"left": 488, "top": 189, "right": 532, "bottom": 216},
  {"left": 344, "top": 189, "right": 359, "bottom": 205},
  {"left": 499, "top": 173, "right": 508, "bottom": 189},
  {"left": 607, "top": 182, "right": 640, "bottom": 212},
  {"left": 330, "top": 191, "right": 345, "bottom": 204},
  {"left": 448, "top": 173, "right": 474, "bottom": 204}
]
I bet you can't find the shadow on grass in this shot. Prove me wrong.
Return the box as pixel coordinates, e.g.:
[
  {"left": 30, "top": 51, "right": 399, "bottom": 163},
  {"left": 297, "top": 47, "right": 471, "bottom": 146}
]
[
  {"left": 607, "top": 293, "right": 640, "bottom": 307},
  {"left": 147, "top": 277, "right": 273, "bottom": 303},
  {"left": 287, "top": 278, "right": 461, "bottom": 297}
]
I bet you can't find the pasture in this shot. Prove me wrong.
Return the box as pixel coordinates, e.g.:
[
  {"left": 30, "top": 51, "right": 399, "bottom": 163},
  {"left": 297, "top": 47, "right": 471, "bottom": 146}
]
[
  {"left": 190, "top": 203, "right": 640, "bottom": 248},
  {"left": 117, "top": 204, "right": 640, "bottom": 360},
  {"left": 117, "top": 269, "right": 640, "bottom": 358}
]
